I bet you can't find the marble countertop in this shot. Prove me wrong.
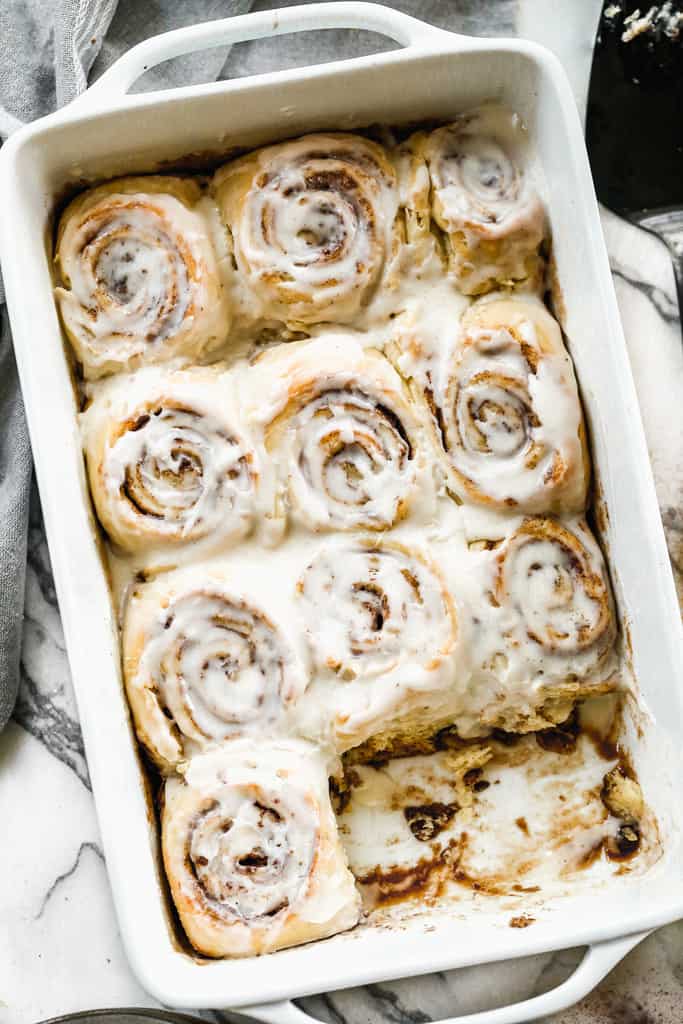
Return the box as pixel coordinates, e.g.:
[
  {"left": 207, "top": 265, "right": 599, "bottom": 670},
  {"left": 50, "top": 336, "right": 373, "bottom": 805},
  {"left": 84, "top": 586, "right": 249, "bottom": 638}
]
[{"left": 1, "top": 2, "right": 682, "bottom": 1022}]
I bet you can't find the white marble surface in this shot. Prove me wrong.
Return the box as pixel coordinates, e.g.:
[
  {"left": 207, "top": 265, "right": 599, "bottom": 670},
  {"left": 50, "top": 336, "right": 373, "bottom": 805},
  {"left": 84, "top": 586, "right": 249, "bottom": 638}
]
[{"left": 1, "top": 2, "right": 682, "bottom": 1022}]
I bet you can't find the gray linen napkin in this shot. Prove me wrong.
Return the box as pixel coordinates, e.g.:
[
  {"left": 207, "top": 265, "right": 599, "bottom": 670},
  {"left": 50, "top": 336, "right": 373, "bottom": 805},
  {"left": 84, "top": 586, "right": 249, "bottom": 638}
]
[
  {"left": 0, "top": 0, "right": 116, "bottom": 731},
  {"left": 0, "top": 0, "right": 252, "bottom": 731}
]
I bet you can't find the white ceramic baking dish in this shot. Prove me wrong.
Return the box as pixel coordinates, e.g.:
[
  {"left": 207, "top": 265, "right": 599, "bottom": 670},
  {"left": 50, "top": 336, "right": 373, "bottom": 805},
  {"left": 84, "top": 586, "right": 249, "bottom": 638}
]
[{"left": 1, "top": 5, "right": 682, "bottom": 1023}]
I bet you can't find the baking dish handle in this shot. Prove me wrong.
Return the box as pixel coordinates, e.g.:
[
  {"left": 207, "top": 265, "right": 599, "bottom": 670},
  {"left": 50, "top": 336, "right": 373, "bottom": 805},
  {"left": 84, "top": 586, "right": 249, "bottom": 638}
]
[
  {"left": 238, "top": 932, "right": 648, "bottom": 1024},
  {"left": 76, "top": 1, "right": 459, "bottom": 108}
]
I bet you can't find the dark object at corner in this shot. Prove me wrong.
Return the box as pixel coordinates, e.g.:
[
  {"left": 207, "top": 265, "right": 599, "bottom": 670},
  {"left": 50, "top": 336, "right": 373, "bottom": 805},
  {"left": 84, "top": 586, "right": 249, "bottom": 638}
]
[{"left": 586, "top": 1, "right": 683, "bottom": 325}]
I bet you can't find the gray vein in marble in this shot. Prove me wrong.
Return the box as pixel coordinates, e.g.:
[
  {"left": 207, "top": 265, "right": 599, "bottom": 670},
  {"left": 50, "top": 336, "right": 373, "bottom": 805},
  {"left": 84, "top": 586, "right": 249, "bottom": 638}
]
[
  {"left": 13, "top": 666, "right": 90, "bottom": 789},
  {"left": 13, "top": 486, "right": 89, "bottom": 787},
  {"left": 364, "top": 986, "right": 432, "bottom": 1024},
  {"left": 35, "top": 840, "right": 104, "bottom": 919},
  {"left": 312, "top": 993, "right": 350, "bottom": 1024},
  {"left": 611, "top": 264, "right": 680, "bottom": 325}
]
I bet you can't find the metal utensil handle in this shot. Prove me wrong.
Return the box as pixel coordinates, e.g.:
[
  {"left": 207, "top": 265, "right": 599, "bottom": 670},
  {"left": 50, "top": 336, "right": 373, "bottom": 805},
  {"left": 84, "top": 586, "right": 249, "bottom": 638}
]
[
  {"left": 240, "top": 933, "right": 647, "bottom": 1024},
  {"left": 78, "top": 1, "right": 461, "bottom": 106}
]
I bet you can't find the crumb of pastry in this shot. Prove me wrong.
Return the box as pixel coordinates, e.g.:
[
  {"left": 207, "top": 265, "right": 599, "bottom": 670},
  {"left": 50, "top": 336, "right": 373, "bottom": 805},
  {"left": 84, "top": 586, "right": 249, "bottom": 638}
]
[
  {"left": 509, "top": 914, "right": 535, "bottom": 928},
  {"left": 601, "top": 766, "right": 644, "bottom": 824}
]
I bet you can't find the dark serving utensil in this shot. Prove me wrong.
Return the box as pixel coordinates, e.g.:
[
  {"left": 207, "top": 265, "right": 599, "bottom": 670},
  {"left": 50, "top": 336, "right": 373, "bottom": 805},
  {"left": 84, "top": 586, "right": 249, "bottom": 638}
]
[{"left": 586, "top": 1, "right": 683, "bottom": 319}]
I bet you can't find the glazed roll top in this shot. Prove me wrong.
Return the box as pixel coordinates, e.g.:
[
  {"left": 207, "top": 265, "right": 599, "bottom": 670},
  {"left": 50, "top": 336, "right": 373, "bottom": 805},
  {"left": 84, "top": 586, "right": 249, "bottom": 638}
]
[
  {"left": 250, "top": 335, "right": 424, "bottom": 532},
  {"left": 81, "top": 368, "right": 257, "bottom": 557},
  {"left": 55, "top": 177, "right": 230, "bottom": 378},
  {"left": 123, "top": 567, "right": 307, "bottom": 771},
  {"left": 494, "top": 517, "right": 615, "bottom": 669},
  {"left": 434, "top": 296, "right": 588, "bottom": 512},
  {"left": 295, "top": 537, "right": 461, "bottom": 752},
  {"left": 213, "top": 133, "right": 399, "bottom": 326},
  {"left": 407, "top": 105, "right": 546, "bottom": 294},
  {"left": 162, "top": 739, "right": 361, "bottom": 956},
  {"left": 459, "top": 516, "right": 618, "bottom": 737}
]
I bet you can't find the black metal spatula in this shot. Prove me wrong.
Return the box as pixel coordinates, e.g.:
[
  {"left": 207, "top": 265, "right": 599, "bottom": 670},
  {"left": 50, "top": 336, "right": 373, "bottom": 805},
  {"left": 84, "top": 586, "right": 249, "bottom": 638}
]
[{"left": 586, "top": 1, "right": 683, "bottom": 319}]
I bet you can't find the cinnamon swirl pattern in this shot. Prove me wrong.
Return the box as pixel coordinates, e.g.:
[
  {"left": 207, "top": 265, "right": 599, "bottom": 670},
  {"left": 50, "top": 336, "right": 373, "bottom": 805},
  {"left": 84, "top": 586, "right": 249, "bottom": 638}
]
[
  {"left": 162, "top": 740, "right": 361, "bottom": 957},
  {"left": 433, "top": 296, "right": 588, "bottom": 512},
  {"left": 494, "top": 517, "right": 616, "bottom": 677},
  {"left": 407, "top": 106, "right": 546, "bottom": 294},
  {"left": 55, "top": 177, "right": 230, "bottom": 378},
  {"left": 82, "top": 368, "right": 256, "bottom": 556},
  {"left": 462, "top": 517, "right": 617, "bottom": 737},
  {"left": 257, "top": 337, "right": 423, "bottom": 531},
  {"left": 123, "top": 569, "right": 305, "bottom": 771},
  {"left": 213, "top": 134, "right": 399, "bottom": 326},
  {"left": 296, "top": 539, "right": 460, "bottom": 751}
]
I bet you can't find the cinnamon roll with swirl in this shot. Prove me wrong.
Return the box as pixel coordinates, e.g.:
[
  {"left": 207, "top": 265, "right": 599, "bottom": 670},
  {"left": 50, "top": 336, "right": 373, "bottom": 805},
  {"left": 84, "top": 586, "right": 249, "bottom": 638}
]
[
  {"left": 254, "top": 336, "right": 424, "bottom": 532},
  {"left": 55, "top": 177, "right": 230, "bottom": 378},
  {"left": 408, "top": 106, "right": 546, "bottom": 295},
  {"left": 495, "top": 517, "right": 615, "bottom": 670},
  {"left": 123, "top": 568, "right": 306, "bottom": 771},
  {"left": 463, "top": 517, "right": 618, "bottom": 736},
  {"left": 82, "top": 368, "right": 256, "bottom": 558},
  {"left": 434, "top": 296, "right": 588, "bottom": 513},
  {"left": 212, "top": 134, "right": 399, "bottom": 326},
  {"left": 295, "top": 538, "right": 460, "bottom": 752},
  {"left": 162, "top": 739, "right": 361, "bottom": 956}
]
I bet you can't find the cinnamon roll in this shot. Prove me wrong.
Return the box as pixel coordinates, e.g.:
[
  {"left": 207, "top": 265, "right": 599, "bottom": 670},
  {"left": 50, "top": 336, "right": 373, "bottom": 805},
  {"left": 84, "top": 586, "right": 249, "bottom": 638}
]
[
  {"left": 463, "top": 517, "right": 618, "bottom": 736},
  {"left": 212, "top": 134, "right": 399, "bottom": 326},
  {"left": 495, "top": 517, "right": 615, "bottom": 666},
  {"left": 162, "top": 739, "right": 361, "bottom": 956},
  {"left": 433, "top": 296, "right": 588, "bottom": 512},
  {"left": 408, "top": 106, "right": 546, "bottom": 294},
  {"left": 122, "top": 568, "right": 306, "bottom": 771},
  {"left": 55, "top": 177, "right": 230, "bottom": 378},
  {"left": 82, "top": 368, "right": 256, "bottom": 557},
  {"left": 253, "top": 336, "right": 424, "bottom": 532},
  {"left": 295, "top": 538, "right": 460, "bottom": 752}
]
